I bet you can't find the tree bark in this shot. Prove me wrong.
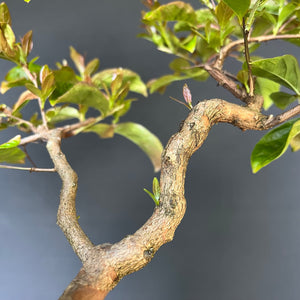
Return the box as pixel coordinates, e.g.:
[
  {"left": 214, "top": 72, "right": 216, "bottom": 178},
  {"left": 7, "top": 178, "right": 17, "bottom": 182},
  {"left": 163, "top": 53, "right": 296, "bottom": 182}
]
[{"left": 46, "top": 98, "right": 298, "bottom": 299}]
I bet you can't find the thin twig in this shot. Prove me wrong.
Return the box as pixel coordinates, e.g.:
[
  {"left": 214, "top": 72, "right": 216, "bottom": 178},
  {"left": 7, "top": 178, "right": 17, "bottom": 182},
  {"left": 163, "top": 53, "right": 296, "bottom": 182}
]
[
  {"left": 0, "top": 165, "right": 56, "bottom": 172},
  {"left": 215, "top": 33, "right": 300, "bottom": 69},
  {"left": 264, "top": 104, "right": 300, "bottom": 129},
  {"left": 8, "top": 115, "right": 36, "bottom": 132},
  {"left": 22, "top": 145, "right": 37, "bottom": 168},
  {"left": 242, "top": 18, "right": 254, "bottom": 97}
]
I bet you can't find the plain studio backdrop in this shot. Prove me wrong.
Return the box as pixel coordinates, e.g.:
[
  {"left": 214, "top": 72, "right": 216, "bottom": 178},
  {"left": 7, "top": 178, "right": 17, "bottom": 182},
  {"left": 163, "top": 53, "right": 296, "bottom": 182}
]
[{"left": 1, "top": 1, "right": 300, "bottom": 299}]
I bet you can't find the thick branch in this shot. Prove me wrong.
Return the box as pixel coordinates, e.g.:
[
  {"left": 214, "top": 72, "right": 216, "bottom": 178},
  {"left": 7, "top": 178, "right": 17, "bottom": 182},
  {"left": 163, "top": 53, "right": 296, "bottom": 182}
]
[
  {"left": 56, "top": 98, "right": 300, "bottom": 299},
  {"left": 46, "top": 130, "right": 94, "bottom": 263}
]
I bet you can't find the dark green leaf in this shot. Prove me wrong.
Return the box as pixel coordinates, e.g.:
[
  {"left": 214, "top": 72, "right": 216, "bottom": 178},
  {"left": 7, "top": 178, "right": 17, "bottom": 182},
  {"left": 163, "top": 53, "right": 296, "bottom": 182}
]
[
  {"left": 251, "top": 118, "right": 300, "bottom": 173},
  {"left": 114, "top": 122, "right": 163, "bottom": 172},
  {"left": 251, "top": 55, "right": 300, "bottom": 95},
  {"left": 50, "top": 82, "right": 109, "bottom": 115},
  {"left": 50, "top": 66, "right": 78, "bottom": 100}
]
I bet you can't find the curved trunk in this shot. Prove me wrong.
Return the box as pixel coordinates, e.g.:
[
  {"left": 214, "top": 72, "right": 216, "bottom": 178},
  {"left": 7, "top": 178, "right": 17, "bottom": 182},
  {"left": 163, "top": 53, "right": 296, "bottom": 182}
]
[{"left": 46, "top": 99, "right": 292, "bottom": 299}]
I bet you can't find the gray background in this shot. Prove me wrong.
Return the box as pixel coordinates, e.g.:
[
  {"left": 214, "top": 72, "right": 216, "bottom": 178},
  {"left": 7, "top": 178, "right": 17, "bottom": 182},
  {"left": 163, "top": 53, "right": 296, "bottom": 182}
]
[{"left": 1, "top": 1, "right": 300, "bottom": 299}]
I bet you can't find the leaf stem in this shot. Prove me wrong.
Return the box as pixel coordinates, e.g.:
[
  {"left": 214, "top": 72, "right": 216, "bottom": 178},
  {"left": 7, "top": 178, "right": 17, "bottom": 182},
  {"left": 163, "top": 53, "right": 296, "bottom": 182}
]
[{"left": 242, "top": 17, "right": 254, "bottom": 97}]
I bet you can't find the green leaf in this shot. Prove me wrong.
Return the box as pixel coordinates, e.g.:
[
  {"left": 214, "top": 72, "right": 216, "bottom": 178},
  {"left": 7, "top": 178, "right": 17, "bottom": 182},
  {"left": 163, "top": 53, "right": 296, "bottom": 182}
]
[
  {"left": 21, "top": 30, "right": 33, "bottom": 57},
  {"left": 83, "top": 123, "right": 115, "bottom": 138},
  {"left": 274, "top": 2, "right": 296, "bottom": 34},
  {"left": 2, "top": 23, "right": 15, "bottom": 49},
  {"left": 270, "top": 92, "right": 298, "bottom": 109},
  {"left": 1, "top": 66, "right": 30, "bottom": 93},
  {"left": 46, "top": 106, "right": 80, "bottom": 124},
  {"left": 143, "top": 187, "right": 160, "bottom": 206},
  {"left": 114, "top": 122, "right": 163, "bottom": 172},
  {"left": 92, "top": 68, "right": 147, "bottom": 97},
  {"left": 255, "top": 77, "right": 280, "bottom": 110},
  {"left": 251, "top": 55, "right": 300, "bottom": 95},
  {"left": 84, "top": 58, "right": 100, "bottom": 77},
  {"left": 251, "top": 118, "right": 300, "bottom": 173},
  {"left": 223, "top": 0, "right": 250, "bottom": 22},
  {"left": 0, "top": 135, "right": 21, "bottom": 149},
  {"left": 215, "top": 1, "right": 234, "bottom": 29},
  {"left": 25, "top": 83, "right": 42, "bottom": 98},
  {"left": 70, "top": 46, "right": 85, "bottom": 75},
  {"left": 180, "top": 35, "right": 197, "bottom": 53},
  {"left": 0, "top": 135, "right": 25, "bottom": 164},
  {"left": 143, "top": 2, "right": 197, "bottom": 26},
  {"left": 50, "top": 66, "right": 78, "bottom": 100},
  {"left": 152, "top": 177, "right": 160, "bottom": 200},
  {"left": 50, "top": 83, "right": 109, "bottom": 115},
  {"left": 237, "top": 70, "right": 250, "bottom": 93},
  {"left": 290, "top": 133, "right": 300, "bottom": 152},
  {"left": 41, "top": 72, "right": 55, "bottom": 100},
  {"left": 13, "top": 90, "right": 37, "bottom": 113},
  {"left": 0, "top": 2, "right": 11, "bottom": 25}
]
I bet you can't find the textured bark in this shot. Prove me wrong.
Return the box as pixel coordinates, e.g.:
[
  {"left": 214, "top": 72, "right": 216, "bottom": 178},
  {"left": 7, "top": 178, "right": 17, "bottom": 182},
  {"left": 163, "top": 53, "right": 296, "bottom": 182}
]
[{"left": 46, "top": 98, "right": 299, "bottom": 299}]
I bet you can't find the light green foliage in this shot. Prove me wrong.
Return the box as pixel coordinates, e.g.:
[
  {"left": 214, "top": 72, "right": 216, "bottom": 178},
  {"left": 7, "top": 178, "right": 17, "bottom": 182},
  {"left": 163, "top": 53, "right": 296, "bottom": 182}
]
[
  {"left": 0, "top": 3, "right": 162, "bottom": 167},
  {"left": 1, "top": 1, "right": 300, "bottom": 173},
  {"left": 141, "top": 0, "right": 300, "bottom": 172},
  {"left": 0, "top": 135, "right": 25, "bottom": 163},
  {"left": 143, "top": 177, "right": 160, "bottom": 206}
]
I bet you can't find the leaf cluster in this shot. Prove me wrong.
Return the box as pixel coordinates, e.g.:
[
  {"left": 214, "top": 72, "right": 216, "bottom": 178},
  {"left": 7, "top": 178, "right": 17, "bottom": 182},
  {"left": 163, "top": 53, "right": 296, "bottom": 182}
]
[
  {"left": 141, "top": 0, "right": 300, "bottom": 172},
  {"left": 0, "top": 2, "right": 163, "bottom": 171}
]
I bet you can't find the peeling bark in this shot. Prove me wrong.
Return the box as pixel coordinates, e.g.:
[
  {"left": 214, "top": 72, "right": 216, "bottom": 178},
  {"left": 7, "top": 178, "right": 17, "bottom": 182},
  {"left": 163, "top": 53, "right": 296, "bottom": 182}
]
[{"left": 46, "top": 99, "right": 299, "bottom": 299}]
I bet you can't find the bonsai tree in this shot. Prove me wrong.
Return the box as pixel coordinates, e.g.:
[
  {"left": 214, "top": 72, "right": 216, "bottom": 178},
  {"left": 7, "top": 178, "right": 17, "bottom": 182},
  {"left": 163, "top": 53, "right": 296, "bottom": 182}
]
[{"left": 1, "top": 0, "right": 300, "bottom": 299}]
